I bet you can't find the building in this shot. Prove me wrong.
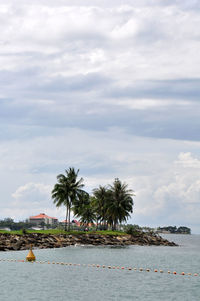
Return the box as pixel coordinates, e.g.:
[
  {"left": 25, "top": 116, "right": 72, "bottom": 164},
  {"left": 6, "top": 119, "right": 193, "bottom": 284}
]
[
  {"left": 29, "top": 213, "right": 58, "bottom": 227},
  {"left": 61, "top": 220, "right": 81, "bottom": 227}
]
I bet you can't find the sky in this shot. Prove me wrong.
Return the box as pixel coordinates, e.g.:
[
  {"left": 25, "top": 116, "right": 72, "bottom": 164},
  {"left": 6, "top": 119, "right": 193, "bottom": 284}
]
[{"left": 0, "top": 0, "right": 200, "bottom": 233}]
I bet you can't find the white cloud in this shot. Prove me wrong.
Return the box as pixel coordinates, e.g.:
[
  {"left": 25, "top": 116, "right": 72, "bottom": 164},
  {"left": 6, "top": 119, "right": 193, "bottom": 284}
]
[
  {"left": 131, "top": 152, "right": 200, "bottom": 232},
  {"left": 0, "top": 2, "right": 200, "bottom": 80},
  {"left": 105, "top": 98, "right": 192, "bottom": 111},
  {"left": 175, "top": 152, "right": 200, "bottom": 169},
  {"left": 8, "top": 182, "right": 65, "bottom": 221},
  {"left": 12, "top": 182, "right": 51, "bottom": 204}
]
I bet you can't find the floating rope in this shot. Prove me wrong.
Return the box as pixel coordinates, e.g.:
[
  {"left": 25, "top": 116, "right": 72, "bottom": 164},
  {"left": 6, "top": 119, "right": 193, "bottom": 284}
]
[{"left": 0, "top": 259, "right": 198, "bottom": 277}]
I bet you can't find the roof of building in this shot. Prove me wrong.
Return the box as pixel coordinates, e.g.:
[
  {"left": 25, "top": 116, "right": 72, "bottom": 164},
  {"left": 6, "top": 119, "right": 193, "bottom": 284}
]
[
  {"left": 29, "top": 213, "right": 58, "bottom": 220},
  {"left": 72, "top": 220, "right": 81, "bottom": 226},
  {"left": 61, "top": 220, "right": 81, "bottom": 226},
  {"left": 61, "top": 220, "right": 70, "bottom": 223}
]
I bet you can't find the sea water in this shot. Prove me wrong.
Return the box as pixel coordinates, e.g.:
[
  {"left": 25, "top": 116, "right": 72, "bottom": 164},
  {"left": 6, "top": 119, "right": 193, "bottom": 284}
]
[{"left": 0, "top": 234, "right": 199, "bottom": 301}]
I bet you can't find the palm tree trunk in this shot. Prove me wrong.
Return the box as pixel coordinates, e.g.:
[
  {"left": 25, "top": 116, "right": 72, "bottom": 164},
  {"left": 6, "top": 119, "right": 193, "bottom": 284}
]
[
  {"left": 112, "top": 221, "right": 117, "bottom": 231},
  {"left": 68, "top": 206, "right": 71, "bottom": 232},
  {"left": 106, "top": 221, "right": 109, "bottom": 230},
  {"left": 65, "top": 206, "right": 68, "bottom": 231}
]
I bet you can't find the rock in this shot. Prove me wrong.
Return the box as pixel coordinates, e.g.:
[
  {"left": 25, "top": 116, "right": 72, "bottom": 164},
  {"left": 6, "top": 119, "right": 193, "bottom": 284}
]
[{"left": 0, "top": 232, "right": 178, "bottom": 251}]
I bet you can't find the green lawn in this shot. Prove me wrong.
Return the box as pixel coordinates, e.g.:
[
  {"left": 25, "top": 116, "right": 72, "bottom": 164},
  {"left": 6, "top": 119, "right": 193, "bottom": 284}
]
[
  {"left": 0, "top": 229, "right": 127, "bottom": 236},
  {"left": 91, "top": 230, "right": 127, "bottom": 236}
]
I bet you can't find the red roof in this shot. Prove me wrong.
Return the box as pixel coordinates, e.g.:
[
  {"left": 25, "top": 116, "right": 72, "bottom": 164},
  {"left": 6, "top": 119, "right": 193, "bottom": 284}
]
[
  {"left": 72, "top": 220, "right": 81, "bottom": 226},
  {"left": 30, "top": 213, "right": 58, "bottom": 220},
  {"left": 61, "top": 220, "right": 81, "bottom": 226}
]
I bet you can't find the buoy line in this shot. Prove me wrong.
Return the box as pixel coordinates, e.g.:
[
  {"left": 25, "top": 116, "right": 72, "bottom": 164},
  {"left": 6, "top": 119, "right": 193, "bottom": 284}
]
[{"left": 0, "top": 258, "right": 199, "bottom": 277}]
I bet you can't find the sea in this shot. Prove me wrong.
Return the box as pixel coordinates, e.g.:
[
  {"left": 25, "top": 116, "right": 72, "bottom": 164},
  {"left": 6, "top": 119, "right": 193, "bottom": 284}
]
[{"left": 0, "top": 234, "right": 199, "bottom": 301}]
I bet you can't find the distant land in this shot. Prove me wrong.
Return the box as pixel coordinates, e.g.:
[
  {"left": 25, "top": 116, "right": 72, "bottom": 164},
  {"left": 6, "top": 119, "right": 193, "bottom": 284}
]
[{"left": 157, "top": 226, "right": 191, "bottom": 234}]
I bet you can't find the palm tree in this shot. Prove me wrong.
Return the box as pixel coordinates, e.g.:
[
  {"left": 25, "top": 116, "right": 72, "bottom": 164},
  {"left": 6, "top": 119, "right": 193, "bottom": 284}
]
[
  {"left": 77, "top": 198, "right": 96, "bottom": 228},
  {"left": 52, "top": 177, "right": 70, "bottom": 231},
  {"left": 107, "top": 178, "right": 135, "bottom": 231},
  {"left": 52, "top": 167, "right": 87, "bottom": 231},
  {"left": 92, "top": 185, "right": 109, "bottom": 229},
  {"left": 72, "top": 190, "right": 90, "bottom": 217}
]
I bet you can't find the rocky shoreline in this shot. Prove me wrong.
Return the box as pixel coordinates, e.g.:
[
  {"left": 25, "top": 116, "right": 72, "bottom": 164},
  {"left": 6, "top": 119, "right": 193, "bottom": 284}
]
[{"left": 0, "top": 232, "right": 177, "bottom": 251}]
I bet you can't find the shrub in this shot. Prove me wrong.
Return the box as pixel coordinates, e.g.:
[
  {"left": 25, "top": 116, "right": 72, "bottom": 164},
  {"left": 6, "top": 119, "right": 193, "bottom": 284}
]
[
  {"left": 22, "top": 228, "right": 27, "bottom": 235},
  {"left": 124, "top": 224, "right": 141, "bottom": 236}
]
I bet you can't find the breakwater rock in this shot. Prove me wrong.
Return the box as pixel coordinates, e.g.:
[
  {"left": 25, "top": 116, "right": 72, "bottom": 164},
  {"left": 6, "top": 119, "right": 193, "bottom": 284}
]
[{"left": 0, "top": 232, "right": 177, "bottom": 251}]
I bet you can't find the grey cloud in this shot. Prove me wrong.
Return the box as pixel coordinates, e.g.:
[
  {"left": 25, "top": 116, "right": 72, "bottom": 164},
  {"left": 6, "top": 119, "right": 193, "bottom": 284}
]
[
  {"left": 0, "top": 70, "right": 200, "bottom": 141},
  {"left": 36, "top": 73, "right": 111, "bottom": 93},
  {"left": 106, "top": 78, "right": 200, "bottom": 101}
]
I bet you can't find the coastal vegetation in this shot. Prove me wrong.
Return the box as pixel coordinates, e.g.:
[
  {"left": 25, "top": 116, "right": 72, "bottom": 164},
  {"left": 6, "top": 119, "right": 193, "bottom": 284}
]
[
  {"left": 52, "top": 167, "right": 88, "bottom": 231},
  {"left": 0, "top": 229, "right": 127, "bottom": 236},
  {"left": 0, "top": 218, "right": 32, "bottom": 231},
  {"left": 157, "top": 226, "right": 191, "bottom": 234},
  {"left": 0, "top": 166, "right": 191, "bottom": 237},
  {"left": 52, "top": 167, "right": 135, "bottom": 231}
]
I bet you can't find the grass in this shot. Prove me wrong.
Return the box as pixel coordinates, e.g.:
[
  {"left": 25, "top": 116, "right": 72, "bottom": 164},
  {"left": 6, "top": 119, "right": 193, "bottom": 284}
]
[
  {"left": 0, "top": 229, "right": 127, "bottom": 236},
  {"left": 91, "top": 230, "right": 127, "bottom": 236}
]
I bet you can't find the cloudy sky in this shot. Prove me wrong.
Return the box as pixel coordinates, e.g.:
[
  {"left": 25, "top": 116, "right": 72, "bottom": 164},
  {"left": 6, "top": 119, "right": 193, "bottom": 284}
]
[{"left": 0, "top": 0, "right": 200, "bottom": 233}]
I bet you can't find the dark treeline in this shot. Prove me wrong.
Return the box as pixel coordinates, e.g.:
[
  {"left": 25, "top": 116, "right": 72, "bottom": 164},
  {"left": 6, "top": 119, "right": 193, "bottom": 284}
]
[
  {"left": 0, "top": 218, "right": 32, "bottom": 231},
  {"left": 52, "top": 167, "right": 135, "bottom": 231},
  {"left": 158, "top": 226, "right": 191, "bottom": 234}
]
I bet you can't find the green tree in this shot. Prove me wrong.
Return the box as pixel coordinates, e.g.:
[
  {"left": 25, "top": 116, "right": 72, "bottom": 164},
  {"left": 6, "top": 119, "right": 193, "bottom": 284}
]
[
  {"left": 52, "top": 167, "right": 87, "bottom": 231},
  {"left": 72, "top": 190, "right": 90, "bottom": 217},
  {"left": 107, "top": 178, "right": 135, "bottom": 231},
  {"left": 77, "top": 198, "right": 96, "bottom": 227},
  {"left": 92, "top": 185, "right": 110, "bottom": 229}
]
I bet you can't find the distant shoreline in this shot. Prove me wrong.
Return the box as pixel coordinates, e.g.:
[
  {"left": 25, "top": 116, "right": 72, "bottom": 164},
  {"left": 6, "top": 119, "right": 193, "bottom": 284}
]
[
  {"left": 158, "top": 232, "right": 191, "bottom": 235},
  {"left": 0, "top": 232, "right": 177, "bottom": 251}
]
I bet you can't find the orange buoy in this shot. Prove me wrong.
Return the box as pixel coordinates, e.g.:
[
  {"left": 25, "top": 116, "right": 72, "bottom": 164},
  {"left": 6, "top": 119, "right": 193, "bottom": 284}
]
[
  {"left": 181, "top": 272, "right": 185, "bottom": 275},
  {"left": 154, "top": 269, "right": 158, "bottom": 273},
  {"left": 173, "top": 271, "right": 177, "bottom": 275},
  {"left": 26, "top": 246, "right": 36, "bottom": 262}
]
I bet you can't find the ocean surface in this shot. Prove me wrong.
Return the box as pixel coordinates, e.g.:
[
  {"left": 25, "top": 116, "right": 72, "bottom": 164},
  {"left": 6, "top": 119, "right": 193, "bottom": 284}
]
[{"left": 0, "top": 234, "right": 199, "bottom": 301}]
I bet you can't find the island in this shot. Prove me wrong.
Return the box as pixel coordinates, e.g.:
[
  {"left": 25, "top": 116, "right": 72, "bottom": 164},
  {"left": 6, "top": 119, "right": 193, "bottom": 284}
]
[{"left": 157, "top": 226, "right": 191, "bottom": 234}]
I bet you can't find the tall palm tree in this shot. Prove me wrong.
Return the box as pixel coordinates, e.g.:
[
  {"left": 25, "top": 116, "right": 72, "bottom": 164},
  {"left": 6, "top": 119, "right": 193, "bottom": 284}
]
[
  {"left": 52, "top": 177, "right": 70, "bottom": 231},
  {"left": 52, "top": 167, "right": 87, "bottom": 231},
  {"left": 107, "top": 178, "right": 135, "bottom": 231}
]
